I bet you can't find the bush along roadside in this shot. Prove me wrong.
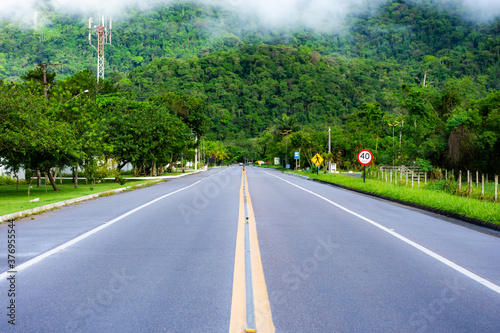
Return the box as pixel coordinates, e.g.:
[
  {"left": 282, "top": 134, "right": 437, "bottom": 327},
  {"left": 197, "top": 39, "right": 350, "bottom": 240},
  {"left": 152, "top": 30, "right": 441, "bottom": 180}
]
[{"left": 293, "top": 170, "right": 500, "bottom": 230}]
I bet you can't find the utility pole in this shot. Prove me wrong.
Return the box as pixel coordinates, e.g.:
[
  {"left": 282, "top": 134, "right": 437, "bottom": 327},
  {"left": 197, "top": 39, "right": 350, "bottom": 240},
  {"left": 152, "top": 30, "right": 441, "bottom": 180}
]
[
  {"left": 281, "top": 130, "right": 292, "bottom": 168},
  {"left": 328, "top": 127, "right": 331, "bottom": 172},
  {"left": 39, "top": 62, "right": 61, "bottom": 100},
  {"left": 89, "top": 16, "right": 112, "bottom": 82},
  {"left": 195, "top": 135, "right": 198, "bottom": 171}
]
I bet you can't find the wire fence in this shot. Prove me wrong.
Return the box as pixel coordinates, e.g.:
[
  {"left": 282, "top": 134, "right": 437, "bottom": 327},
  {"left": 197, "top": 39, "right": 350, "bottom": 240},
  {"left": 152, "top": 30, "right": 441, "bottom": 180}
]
[{"left": 371, "top": 166, "right": 498, "bottom": 203}]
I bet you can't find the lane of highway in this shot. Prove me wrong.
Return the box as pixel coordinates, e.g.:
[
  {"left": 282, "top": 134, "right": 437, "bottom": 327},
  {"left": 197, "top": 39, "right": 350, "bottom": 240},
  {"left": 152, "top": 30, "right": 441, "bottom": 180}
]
[
  {"left": 1, "top": 167, "right": 242, "bottom": 332},
  {"left": 247, "top": 167, "right": 500, "bottom": 332}
]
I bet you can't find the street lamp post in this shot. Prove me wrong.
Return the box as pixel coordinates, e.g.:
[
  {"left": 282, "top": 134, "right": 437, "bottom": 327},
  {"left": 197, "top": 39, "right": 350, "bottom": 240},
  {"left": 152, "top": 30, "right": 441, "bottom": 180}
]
[
  {"left": 281, "top": 129, "right": 292, "bottom": 168},
  {"left": 389, "top": 120, "right": 402, "bottom": 166},
  {"left": 195, "top": 135, "right": 198, "bottom": 171},
  {"left": 64, "top": 90, "right": 90, "bottom": 104},
  {"left": 328, "top": 127, "right": 331, "bottom": 172}
]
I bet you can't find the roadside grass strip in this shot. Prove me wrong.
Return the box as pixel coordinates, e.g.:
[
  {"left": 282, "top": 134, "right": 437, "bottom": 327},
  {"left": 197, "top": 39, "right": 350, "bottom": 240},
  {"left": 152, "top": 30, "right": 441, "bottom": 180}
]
[
  {"left": 295, "top": 171, "right": 500, "bottom": 226},
  {"left": 0, "top": 179, "right": 157, "bottom": 219},
  {"left": 0, "top": 171, "right": 204, "bottom": 219}
]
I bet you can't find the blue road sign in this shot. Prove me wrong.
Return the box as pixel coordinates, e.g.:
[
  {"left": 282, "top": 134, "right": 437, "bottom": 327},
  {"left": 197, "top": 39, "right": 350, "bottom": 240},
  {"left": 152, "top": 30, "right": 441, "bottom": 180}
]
[{"left": 294, "top": 152, "right": 299, "bottom": 160}]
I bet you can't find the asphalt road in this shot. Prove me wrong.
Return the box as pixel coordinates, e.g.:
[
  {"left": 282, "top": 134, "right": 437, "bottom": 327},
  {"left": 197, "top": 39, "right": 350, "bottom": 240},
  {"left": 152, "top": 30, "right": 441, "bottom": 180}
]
[{"left": 1, "top": 166, "right": 499, "bottom": 332}]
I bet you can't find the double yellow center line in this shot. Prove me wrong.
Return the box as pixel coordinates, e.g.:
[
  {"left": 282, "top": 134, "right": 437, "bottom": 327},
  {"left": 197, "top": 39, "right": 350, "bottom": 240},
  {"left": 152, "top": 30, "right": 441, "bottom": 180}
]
[{"left": 229, "top": 169, "right": 275, "bottom": 333}]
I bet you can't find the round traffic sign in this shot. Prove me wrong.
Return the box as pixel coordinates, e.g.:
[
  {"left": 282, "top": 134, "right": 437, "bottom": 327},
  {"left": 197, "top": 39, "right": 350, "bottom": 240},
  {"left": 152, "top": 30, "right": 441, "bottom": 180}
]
[{"left": 357, "top": 149, "right": 373, "bottom": 165}]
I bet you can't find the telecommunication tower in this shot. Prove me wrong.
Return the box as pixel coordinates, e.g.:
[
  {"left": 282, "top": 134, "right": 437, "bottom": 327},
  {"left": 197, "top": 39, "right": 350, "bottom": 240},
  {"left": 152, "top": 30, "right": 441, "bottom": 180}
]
[{"left": 88, "top": 16, "right": 112, "bottom": 82}]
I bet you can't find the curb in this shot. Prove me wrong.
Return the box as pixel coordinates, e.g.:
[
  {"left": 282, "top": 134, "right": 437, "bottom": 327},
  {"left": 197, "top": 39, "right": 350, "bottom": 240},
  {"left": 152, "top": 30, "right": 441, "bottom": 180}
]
[
  {"left": 307, "top": 177, "right": 500, "bottom": 232},
  {"left": 0, "top": 170, "right": 205, "bottom": 223}
]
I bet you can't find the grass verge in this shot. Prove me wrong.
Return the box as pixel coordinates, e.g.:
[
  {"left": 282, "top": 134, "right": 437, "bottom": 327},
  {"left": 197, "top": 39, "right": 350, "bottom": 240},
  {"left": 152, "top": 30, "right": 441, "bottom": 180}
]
[
  {"left": 292, "top": 171, "right": 500, "bottom": 227},
  {"left": 0, "top": 178, "right": 153, "bottom": 217}
]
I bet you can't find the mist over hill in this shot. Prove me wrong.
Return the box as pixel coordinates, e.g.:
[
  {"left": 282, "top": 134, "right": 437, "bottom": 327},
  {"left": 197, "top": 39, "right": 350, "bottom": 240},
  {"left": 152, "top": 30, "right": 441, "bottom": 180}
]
[
  {"left": 2, "top": 0, "right": 500, "bottom": 26},
  {"left": 1, "top": 0, "right": 499, "bottom": 84}
]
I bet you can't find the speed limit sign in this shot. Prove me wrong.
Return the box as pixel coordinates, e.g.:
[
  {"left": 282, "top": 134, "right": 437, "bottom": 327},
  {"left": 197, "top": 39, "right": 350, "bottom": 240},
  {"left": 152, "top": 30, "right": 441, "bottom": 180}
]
[{"left": 357, "top": 149, "right": 373, "bottom": 165}]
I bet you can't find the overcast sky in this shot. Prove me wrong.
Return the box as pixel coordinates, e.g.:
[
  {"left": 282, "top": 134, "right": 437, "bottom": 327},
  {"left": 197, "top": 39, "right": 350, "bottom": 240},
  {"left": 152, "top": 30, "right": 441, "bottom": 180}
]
[{"left": 1, "top": 0, "right": 499, "bottom": 29}]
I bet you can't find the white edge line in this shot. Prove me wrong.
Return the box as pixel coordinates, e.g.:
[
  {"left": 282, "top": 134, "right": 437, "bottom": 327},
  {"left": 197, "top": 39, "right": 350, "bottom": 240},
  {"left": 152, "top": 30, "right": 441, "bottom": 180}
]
[
  {"left": 0, "top": 169, "right": 227, "bottom": 280},
  {"left": 265, "top": 171, "right": 500, "bottom": 295}
]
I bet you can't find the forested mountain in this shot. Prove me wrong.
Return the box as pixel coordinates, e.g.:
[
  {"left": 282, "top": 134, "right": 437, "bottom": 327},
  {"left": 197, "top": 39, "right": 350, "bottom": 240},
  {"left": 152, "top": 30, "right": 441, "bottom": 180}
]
[
  {"left": 1, "top": 0, "right": 499, "bottom": 173},
  {"left": 1, "top": 1, "right": 499, "bottom": 87},
  {"left": 125, "top": 44, "right": 412, "bottom": 139}
]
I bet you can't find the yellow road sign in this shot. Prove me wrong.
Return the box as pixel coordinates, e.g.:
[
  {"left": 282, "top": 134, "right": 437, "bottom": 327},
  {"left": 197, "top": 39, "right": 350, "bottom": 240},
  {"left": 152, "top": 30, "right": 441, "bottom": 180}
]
[{"left": 311, "top": 153, "right": 324, "bottom": 167}]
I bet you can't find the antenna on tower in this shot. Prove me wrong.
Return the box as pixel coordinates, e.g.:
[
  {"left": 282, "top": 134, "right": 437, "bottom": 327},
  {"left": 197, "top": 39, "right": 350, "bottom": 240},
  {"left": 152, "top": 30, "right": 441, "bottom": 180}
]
[{"left": 88, "top": 15, "right": 112, "bottom": 82}]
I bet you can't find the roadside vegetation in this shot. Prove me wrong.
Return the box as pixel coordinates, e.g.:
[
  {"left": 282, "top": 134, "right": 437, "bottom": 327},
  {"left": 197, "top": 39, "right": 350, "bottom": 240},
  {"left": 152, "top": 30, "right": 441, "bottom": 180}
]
[{"left": 289, "top": 170, "right": 500, "bottom": 226}]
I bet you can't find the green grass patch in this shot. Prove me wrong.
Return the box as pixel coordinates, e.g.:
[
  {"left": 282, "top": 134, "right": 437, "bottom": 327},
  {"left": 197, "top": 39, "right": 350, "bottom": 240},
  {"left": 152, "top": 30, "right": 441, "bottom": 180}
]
[
  {"left": 292, "top": 171, "right": 500, "bottom": 226},
  {"left": 0, "top": 178, "right": 151, "bottom": 217}
]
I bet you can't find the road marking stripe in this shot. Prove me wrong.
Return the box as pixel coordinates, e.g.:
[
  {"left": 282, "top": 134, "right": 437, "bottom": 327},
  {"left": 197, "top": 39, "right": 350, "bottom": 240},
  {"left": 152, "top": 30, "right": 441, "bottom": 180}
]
[
  {"left": 266, "top": 171, "right": 500, "bottom": 295},
  {"left": 243, "top": 175, "right": 257, "bottom": 330},
  {"left": 0, "top": 170, "right": 225, "bottom": 280},
  {"left": 229, "top": 172, "right": 248, "bottom": 332},
  {"left": 230, "top": 170, "right": 275, "bottom": 333}
]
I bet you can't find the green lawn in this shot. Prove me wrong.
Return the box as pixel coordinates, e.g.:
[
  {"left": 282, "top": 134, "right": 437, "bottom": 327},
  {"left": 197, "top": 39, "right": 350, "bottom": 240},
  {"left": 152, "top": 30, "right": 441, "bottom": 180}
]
[
  {"left": 290, "top": 171, "right": 500, "bottom": 226},
  {"left": 0, "top": 178, "right": 154, "bottom": 217}
]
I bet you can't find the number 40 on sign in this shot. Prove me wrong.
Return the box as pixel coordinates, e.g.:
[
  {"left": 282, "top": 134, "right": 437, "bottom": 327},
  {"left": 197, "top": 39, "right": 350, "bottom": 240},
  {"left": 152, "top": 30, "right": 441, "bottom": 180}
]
[
  {"left": 357, "top": 150, "right": 373, "bottom": 165},
  {"left": 357, "top": 149, "right": 373, "bottom": 183}
]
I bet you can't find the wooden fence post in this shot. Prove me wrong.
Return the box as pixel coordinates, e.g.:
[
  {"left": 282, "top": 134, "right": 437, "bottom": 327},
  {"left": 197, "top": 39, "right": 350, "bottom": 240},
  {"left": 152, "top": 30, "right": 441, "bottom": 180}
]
[
  {"left": 459, "top": 170, "right": 462, "bottom": 191},
  {"left": 469, "top": 175, "right": 473, "bottom": 196},
  {"left": 445, "top": 169, "right": 448, "bottom": 180},
  {"left": 412, "top": 171, "right": 414, "bottom": 188},
  {"left": 406, "top": 172, "right": 408, "bottom": 186},
  {"left": 495, "top": 175, "right": 498, "bottom": 202},
  {"left": 476, "top": 171, "right": 479, "bottom": 187},
  {"left": 418, "top": 172, "right": 420, "bottom": 188},
  {"left": 482, "top": 173, "right": 485, "bottom": 197}
]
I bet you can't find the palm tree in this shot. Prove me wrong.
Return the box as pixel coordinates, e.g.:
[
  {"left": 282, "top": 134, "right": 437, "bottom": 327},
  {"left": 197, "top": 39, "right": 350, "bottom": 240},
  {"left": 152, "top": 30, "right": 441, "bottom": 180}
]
[{"left": 273, "top": 113, "right": 300, "bottom": 135}]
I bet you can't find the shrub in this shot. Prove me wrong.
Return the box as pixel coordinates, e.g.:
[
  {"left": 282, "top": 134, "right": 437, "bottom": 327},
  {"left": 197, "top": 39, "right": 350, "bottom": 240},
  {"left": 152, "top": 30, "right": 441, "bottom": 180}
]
[{"left": 0, "top": 175, "right": 26, "bottom": 186}]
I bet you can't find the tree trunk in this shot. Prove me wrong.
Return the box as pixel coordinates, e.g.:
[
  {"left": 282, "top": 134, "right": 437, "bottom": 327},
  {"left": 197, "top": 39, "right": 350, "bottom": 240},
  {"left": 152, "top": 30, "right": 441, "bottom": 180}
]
[
  {"left": 37, "top": 168, "right": 41, "bottom": 187},
  {"left": 45, "top": 167, "right": 60, "bottom": 191},
  {"left": 74, "top": 165, "right": 78, "bottom": 189},
  {"left": 27, "top": 175, "right": 33, "bottom": 197}
]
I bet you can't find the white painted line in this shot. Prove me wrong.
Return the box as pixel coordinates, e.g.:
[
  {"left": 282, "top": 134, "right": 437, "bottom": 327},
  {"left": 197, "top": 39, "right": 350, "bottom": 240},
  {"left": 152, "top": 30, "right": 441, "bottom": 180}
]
[
  {"left": 0, "top": 169, "right": 227, "bottom": 280},
  {"left": 265, "top": 171, "right": 500, "bottom": 295}
]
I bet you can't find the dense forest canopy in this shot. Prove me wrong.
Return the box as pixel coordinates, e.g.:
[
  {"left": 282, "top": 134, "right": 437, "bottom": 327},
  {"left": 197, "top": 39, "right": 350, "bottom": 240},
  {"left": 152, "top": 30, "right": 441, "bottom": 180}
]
[
  {"left": 1, "top": 0, "right": 499, "bottom": 84},
  {"left": 1, "top": 0, "right": 499, "bottom": 176}
]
